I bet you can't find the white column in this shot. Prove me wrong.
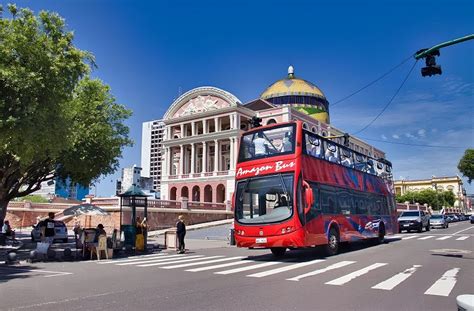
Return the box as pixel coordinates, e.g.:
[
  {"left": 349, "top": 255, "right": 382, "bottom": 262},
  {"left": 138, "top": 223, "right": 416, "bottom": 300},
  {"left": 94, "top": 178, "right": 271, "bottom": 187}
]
[
  {"left": 202, "top": 142, "right": 207, "bottom": 173},
  {"left": 203, "top": 120, "right": 207, "bottom": 134},
  {"left": 190, "top": 143, "right": 195, "bottom": 174},
  {"left": 191, "top": 121, "right": 196, "bottom": 136},
  {"left": 229, "top": 114, "right": 234, "bottom": 129},
  {"left": 180, "top": 124, "right": 184, "bottom": 138},
  {"left": 166, "top": 147, "right": 172, "bottom": 175},
  {"left": 229, "top": 138, "right": 234, "bottom": 170},
  {"left": 236, "top": 115, "right": 241, "bottom": 130},
  {"left": 179, "top": 144, "right": 184, "bottom": 175},
  {"left": 214, "top": 117, "right": 219, "bottom": 132},
  {"left": 162, "top": 147, "right": 167, "bottom": 176},
  {"left": 214, "top": 139, "right": 219, "bottom": 172}
]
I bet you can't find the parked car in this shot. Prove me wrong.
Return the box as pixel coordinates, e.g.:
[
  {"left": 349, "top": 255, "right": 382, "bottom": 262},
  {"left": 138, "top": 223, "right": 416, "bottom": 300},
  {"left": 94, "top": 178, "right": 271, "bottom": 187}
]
[
  {"left": 430, "top": 214, "right": 448, "bottom": 229},
  {"left": 470, "top": 214, "right": 474, "bottom": 224},
  {"left": 31, "top": 220, "right": 68, "bottom": 243},
  {"left": 446, "top": 214, "right": 458, "bottom": 222},
  {"left": 398, "top": 210, "right": 430, "bottom": 233}
]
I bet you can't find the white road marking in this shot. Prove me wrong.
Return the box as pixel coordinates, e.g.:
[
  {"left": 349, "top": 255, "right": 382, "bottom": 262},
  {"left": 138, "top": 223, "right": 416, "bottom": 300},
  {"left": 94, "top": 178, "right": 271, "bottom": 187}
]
[
  {"left": 424, "top": 268, "right": 460, "bottom": 297},
  {"left": 372, "top": 265, "right": 422, "bottom": 290},
  {"left": 247, "top": 259, "right": 325, "bottom": 278},
  {"left": 453, "top": 227, "right": 474, "bottom": 235},
  {"left": 138, "top": 256, "right": 223, "bottom": 267},
  {"left": 436, "top": 236, "right": 452, "bottom": 240},
  {"left": 391, "top": 235, "right": 403, "bottom": 239},
  {"left": 325, "top": 263, "right": 387, "bottom": 286},
  {"left": 456, "top": 236, "right": 469, "bottom": 241},
  {"left": 215, "top": 261, "right": 281, "bottom": 275},
  {"left": 115, "top": 255, "right": 196, "bottom": 266},
  {"left": 287, "top": 261, "right": 355, "bottom": 282},
  {"left": 97, "top": 253, "right": 169, "bottom": 264},
  {"left": 187, "top": 260, "right": 254, "bottom": 272},
  {"left": 418, "top": 236, "right": 435, "bottom": 240},
  {"left": 161, "top": 256, "right": 245, "bottom": 269},
  {"left": 402, "top": 236, "right": 417, "bottom": 240}
]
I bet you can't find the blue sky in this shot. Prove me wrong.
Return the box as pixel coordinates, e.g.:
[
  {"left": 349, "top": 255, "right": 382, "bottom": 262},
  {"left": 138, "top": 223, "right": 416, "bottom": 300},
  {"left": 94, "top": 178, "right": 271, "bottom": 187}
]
[{"left": 3, "top": 0, "right": 473, "bottom": 195}]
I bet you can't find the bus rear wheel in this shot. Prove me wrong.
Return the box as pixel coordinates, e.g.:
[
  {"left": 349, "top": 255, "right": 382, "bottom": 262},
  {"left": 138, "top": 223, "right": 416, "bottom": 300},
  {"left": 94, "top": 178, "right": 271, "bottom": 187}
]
[
  {"left": 270, "top": 247, "right": 286, "bottom": 257},
  {"left": 325, "top": 228, "right": 339, "bottom": 256}
]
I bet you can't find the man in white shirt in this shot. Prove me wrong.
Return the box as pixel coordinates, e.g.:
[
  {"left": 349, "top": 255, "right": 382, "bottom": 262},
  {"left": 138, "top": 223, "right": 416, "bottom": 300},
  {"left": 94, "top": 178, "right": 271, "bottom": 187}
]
[{"left": 253, "top": 132, "right": 270, "bottom": 156}]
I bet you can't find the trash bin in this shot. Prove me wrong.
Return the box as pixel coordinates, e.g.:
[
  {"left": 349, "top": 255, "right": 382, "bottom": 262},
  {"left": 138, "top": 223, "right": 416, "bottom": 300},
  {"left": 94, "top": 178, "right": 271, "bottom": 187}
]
[
  {"left": 229, "top": 228, "right": 236, "bottom": 246},
  {"left": 164, "top": 229, "right": 177, "bottom": 250}
]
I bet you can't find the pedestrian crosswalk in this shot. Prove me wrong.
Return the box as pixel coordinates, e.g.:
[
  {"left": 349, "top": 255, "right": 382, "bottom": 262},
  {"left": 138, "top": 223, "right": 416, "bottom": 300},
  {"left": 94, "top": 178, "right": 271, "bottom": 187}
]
[
  {"left": 94, "top": 252, "right": 465, "bottom": 298},
  {"left": 391, "top": 235, "right": 471, "bottom": 241}
]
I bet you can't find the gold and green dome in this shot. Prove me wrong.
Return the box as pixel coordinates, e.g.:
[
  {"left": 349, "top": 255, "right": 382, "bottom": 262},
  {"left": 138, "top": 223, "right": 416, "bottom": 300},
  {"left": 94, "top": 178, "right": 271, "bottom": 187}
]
[{"left": 260, "top": 66, "right": 330, "bottom": 124}]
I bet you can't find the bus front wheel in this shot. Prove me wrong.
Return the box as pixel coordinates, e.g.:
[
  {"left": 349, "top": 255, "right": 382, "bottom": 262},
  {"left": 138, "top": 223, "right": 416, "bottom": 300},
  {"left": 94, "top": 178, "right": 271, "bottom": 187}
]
[
  {"left": 325, "top": 228, "right": 339, "bottom": 256},
  {"left": 270, "top": 247, "right": 286, "bottom": 257}
]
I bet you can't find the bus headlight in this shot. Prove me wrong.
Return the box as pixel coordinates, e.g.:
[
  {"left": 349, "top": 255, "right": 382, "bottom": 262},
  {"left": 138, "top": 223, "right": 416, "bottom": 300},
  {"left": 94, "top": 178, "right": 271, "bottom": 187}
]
[{"left": 281, "top": 226, "right": 294, "bottom": 234}]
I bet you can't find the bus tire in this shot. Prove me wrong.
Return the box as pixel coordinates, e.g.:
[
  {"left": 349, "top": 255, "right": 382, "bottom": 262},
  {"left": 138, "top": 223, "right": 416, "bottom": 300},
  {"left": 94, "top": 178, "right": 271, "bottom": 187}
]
[
  {"left": 325, "top": 227, "right": 339, "bottom": 256},
  {"left": 376, "top": 223, "right": 385, "bottom": 244},
  {"left": 270, "top": 247, "right": 286, "bottom": 257}
]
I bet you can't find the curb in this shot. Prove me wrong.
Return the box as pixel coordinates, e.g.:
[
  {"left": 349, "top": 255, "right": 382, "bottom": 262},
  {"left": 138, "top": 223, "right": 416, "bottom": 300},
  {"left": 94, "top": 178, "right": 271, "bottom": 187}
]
[{"left": 148, "top": 219, "right": 233, "bottom": 237}]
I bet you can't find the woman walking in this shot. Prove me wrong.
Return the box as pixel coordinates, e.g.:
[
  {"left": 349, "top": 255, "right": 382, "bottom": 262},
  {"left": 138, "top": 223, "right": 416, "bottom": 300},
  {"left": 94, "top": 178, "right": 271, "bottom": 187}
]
[{"left": 176, "top": 215, "right": 186, "bottom": 254}]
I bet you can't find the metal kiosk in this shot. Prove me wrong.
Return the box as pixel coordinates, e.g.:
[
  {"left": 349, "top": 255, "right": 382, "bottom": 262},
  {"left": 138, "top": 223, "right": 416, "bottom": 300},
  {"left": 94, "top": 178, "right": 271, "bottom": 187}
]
[{"left": 118, "top": 185, "right": 148, "bottom": 252}]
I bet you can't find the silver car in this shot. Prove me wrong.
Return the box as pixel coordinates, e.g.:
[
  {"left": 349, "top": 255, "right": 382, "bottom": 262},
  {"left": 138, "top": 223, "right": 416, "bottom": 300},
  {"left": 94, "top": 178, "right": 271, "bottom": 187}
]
[
  {"left": 430, "top": 214, "right": 448, "bottom": 229},
  {"left": 31, "top": 220, "right": 69, "bottom": 243}
]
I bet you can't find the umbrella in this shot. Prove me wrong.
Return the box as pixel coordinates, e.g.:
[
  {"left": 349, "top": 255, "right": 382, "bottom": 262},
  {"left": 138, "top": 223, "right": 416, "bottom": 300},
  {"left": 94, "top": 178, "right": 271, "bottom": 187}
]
[{"left": 63, "top": 203, "right": 108, "bottom": 216}]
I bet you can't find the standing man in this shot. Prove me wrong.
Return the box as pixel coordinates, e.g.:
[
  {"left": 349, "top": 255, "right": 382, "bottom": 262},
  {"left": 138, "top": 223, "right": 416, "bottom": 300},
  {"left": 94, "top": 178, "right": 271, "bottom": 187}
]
[
  {"left": 176, "top": 215, "right": 186, "bottom": 254},
  {"left": 41, "top": 212, "right": 56, "bottom": 244}
]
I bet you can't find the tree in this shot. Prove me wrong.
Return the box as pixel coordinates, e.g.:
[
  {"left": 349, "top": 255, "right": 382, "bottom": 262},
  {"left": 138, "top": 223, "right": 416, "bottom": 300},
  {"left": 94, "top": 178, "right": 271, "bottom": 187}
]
[
  {"left": 395, "top": 189, "right": 455, "bottom": 210},
  {"left": 0, "top": 5, "right": 133, "bottom": 223},
  {"left": 458, "top": 149, "right": 474, "bottom": 184}
]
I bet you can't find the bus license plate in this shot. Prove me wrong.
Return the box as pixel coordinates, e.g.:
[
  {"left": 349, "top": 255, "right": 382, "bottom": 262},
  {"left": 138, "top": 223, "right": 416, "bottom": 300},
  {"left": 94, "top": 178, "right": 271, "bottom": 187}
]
[{"left": 256, "top": 238, "right": 267, "bottom": 243}]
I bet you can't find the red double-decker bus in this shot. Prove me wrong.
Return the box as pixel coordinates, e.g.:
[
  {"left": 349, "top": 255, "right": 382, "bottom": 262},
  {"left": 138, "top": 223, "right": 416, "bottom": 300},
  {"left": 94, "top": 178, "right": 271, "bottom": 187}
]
[{"left": 233, "top": 121, "right": 397, "bottom": 257}]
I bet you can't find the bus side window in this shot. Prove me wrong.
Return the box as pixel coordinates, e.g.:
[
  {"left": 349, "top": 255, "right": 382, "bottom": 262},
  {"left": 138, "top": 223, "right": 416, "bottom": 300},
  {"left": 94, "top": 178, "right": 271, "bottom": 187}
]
[{"left": 339, "top": 191, "right": 352, "bottom": 215}]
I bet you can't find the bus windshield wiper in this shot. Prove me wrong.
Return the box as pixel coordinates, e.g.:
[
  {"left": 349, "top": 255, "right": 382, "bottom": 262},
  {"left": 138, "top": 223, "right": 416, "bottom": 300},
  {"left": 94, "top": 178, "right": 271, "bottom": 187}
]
[
  {"left": 278, "top": 174, "right": 290, "bottom": 204},
  {"left": 239, "top": 178, "right": 251, "bottom": 202}
]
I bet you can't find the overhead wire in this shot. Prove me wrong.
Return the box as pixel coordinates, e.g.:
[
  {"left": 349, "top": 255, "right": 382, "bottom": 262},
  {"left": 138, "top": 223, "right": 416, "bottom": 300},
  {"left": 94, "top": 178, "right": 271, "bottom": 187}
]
[
  {"left": 352, "top": 59, "right": 419, "bottom": 135},
  {"left": 359, "top": 136, "right": 467, "bottom": 149},
  {"left": 331, "top": 54, "right": 415, "bottom": 107}
]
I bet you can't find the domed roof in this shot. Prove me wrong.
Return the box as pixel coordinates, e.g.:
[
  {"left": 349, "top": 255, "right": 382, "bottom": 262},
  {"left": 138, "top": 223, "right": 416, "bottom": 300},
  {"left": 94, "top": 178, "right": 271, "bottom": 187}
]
[
  {"left": 261, "top": 67, "right": 327, "bottom": 100},
  {"left": 260, "top": 66, "right": 330, "bottom": 124}
]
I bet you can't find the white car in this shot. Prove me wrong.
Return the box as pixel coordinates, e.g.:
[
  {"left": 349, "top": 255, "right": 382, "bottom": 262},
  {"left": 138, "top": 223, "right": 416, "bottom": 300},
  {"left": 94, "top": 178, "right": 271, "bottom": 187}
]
[{"left": 31, "top": 220, "right": 69, "bottom": 243}]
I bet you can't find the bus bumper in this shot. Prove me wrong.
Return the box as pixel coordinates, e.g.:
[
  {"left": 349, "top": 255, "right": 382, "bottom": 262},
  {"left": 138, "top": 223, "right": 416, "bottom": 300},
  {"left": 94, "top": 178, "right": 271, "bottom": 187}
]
[{"left": 235, "top": 229, "right": 305, "bottom": 249}]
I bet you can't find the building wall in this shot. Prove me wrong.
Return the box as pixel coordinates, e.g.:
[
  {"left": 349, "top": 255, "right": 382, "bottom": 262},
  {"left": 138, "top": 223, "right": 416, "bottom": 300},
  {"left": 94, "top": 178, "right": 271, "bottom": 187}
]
[{"left": 394, "top": 176, "right": 466, "bottom": 210}]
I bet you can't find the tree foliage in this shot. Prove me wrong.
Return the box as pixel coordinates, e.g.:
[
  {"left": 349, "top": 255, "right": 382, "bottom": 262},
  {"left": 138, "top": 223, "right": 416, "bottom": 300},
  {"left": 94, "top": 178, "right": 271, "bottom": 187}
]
[
  {"left": 396, "top": 189, "right": 456, "bottom": 210},
  {"left": 458, "top": 149, "right": 474, "bottom": 184},
  {"left": 0, "top": 5, "right": 133, "bottom": 221}
]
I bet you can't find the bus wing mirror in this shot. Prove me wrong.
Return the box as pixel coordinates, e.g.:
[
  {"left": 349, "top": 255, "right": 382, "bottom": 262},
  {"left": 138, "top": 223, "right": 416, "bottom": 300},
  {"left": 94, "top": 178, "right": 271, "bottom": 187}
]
[{"left": 302, "top": 181, "right": 314, "bottom": 214}]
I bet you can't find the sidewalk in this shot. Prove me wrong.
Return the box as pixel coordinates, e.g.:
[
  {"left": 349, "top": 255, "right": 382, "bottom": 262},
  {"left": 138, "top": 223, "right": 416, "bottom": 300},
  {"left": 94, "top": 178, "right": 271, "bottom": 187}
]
[{"left": 148, "top": 218, "right": 233, "bottom": 237}]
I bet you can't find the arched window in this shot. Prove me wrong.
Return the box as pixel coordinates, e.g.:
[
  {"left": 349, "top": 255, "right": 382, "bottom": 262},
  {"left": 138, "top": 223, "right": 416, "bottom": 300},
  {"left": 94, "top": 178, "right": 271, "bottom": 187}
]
[
  {"left": 266, "top": 119, "right": 277, "bottom": 125},
  {"left": 216, "top": 184, "right": 226, "bottom": 203},
  {"left": 204, "top": 185, "right": 213, "bottom": 202},
  {"left": 170, "top": 187, "right": 177, "bottom": 200},
  {"left": 181, "top": 186, "right": 189, "bottom": 199},
  {"left": 303, "top": 123, "right": 308, "bottom": 129},
  {"left": 192, "top": 185, "right": 200, "bottom": 202},
  {"left": 311, "top": 127, "right": 317, "bottom": 133}
]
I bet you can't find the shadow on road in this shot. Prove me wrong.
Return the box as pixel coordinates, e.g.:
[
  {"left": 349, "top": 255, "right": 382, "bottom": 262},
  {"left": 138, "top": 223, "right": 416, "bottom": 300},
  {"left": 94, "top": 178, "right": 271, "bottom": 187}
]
[{"left": 0, "top": 264, "right": 40, "bottom": 283}]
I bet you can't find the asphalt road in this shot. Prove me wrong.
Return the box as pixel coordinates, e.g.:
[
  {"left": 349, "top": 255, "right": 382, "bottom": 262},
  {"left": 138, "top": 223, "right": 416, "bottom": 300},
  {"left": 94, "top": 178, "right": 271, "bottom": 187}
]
[{"left": 1, "top": 221, "right": 473, "bottom": 311}]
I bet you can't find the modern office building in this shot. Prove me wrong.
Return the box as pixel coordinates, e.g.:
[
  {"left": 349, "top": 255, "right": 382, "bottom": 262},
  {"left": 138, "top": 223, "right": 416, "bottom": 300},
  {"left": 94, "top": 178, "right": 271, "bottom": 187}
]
[
  {"left": 141, "top": 119, "right": 166, "bottom": 194},
  {"left": 143, "top": 66, "right": 386, "bottom": 204}
]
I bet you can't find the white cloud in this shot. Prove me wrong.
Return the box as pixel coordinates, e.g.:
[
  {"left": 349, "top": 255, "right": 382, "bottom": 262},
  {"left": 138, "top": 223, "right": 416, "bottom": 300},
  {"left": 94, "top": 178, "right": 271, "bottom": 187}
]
[
  {"left": 405, "top": 133, "right": 415, "bottom": 139},
  {"left": 417, "top": 129, "right": 426, "bottom": 137},
  {"left": 392, "top": 134, "right": 400, "bottom": 139},
  {"left": 381, "top": 134, "right": 387, "bottom": 140}
]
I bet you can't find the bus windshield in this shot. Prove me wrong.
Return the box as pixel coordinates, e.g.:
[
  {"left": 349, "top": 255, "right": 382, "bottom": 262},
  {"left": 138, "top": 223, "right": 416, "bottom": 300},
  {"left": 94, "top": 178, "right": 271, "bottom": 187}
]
[
  {"left": 235, "top": 174, "right": 293, "bottom": 224},
  {"left": 238, "top": 124, "right": 295, "bottom": 162}
]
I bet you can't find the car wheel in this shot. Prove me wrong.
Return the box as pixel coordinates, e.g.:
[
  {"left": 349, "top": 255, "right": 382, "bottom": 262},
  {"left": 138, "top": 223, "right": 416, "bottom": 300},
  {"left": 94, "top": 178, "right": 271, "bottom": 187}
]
[
  {"left": 270, "top": 247, "right": 286, "bottom": 257},
  {"left": 325, "top": 227, "right": 340, "bottom": 256},
  {"left": 426, "top": 223, "right": 430, "bottom": 231},
  {"left": 417, "top": 225, "right": 422, "bottom": 233}
]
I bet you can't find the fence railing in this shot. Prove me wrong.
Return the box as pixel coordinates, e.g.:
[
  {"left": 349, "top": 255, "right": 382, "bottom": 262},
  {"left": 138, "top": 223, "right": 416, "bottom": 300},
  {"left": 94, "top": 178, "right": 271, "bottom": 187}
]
[{"left": 187, "top": 201, "right": 227, "bottom": 210}]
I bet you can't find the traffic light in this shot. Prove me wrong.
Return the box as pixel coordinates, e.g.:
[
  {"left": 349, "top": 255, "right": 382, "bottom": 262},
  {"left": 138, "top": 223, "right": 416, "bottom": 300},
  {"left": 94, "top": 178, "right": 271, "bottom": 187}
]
[
  {"left": 417, "top": 48, "right": 442, "bottom": 77},
  {"left": 249, "top": 116, "right": 262, "bottom": 128}
]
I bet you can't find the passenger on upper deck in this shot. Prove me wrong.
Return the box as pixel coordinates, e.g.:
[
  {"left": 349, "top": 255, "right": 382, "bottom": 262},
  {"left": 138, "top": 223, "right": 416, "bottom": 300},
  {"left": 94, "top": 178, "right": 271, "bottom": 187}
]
[
  {"left": 280, "top": 132, "right": 293, "bottom": 152},
  {"left": 253, "top": 132, "right": 272, "bottom": 156}
]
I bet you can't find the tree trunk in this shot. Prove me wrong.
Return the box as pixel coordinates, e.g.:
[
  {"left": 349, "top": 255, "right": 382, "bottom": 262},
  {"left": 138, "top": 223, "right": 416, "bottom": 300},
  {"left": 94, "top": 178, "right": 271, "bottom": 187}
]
[{"left": 0, "top": 199, "right": 10, "bottom": 226}]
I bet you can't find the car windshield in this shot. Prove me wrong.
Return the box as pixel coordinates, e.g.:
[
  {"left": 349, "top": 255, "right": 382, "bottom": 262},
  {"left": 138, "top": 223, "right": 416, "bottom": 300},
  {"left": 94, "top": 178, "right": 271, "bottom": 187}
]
[
  {"left": 431, "top": 215, "right": 443, "bottom": 219},
  {"left": 238, "top": 124, "right": 295, "bottom": 162},
  {"left": 235, "top": 174, "right": 293, "bottom": 224},
  {"left": 400, "top": 211, "right": 420, "bottom": 217}
]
